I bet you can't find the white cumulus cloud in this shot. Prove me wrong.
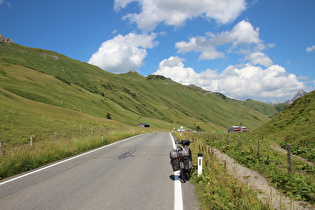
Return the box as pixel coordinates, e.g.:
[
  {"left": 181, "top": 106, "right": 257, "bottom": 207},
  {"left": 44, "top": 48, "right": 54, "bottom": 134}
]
[
  {"left": 153, "top": 56, "right": 305, "bottom": 102},
  {"left": 306, "top": 45, "right": 315, "bottom": 52},
  {"left": 0, "top": 0, "right": 11, "bottom": 8},
  {"left": 114, "top": 0, "right": 246, "bottom": 31},
  {"left": 176, "top": 20, "right": 273, "bottom": 67},
  {"left": 175, "top": 36, "right": 225, "bottom": 60},
  {"left": 245, "top": 52, "right": 273, "bottom": 67},
  {"left": 154, "top": 56, "right": 200, "bottom": 85},
  {"left": 88, "top": 33, "right": 157, "bottom": 73}
]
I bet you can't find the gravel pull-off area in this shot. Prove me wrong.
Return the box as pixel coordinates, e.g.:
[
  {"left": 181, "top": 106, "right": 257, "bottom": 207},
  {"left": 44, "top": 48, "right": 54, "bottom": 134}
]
[{"left": 211, "top": 148, "right": 315, "bottom": 210}]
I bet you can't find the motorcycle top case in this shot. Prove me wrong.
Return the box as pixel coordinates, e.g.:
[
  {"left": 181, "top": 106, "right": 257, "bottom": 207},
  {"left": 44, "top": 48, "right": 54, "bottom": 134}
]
[{"left": 178, "top": 147, "right": 191, "bottom": 158}]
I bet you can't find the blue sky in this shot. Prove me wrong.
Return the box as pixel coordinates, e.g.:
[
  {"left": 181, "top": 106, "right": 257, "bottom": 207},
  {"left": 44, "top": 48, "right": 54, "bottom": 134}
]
[{"left": 1, "top": 0, "right": 314, "bottom": 102}]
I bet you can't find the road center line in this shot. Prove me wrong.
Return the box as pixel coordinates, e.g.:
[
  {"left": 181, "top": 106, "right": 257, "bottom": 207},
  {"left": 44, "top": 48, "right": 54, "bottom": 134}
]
[{"left": 170, "top": 132, "right": 183, "bottom": 210}]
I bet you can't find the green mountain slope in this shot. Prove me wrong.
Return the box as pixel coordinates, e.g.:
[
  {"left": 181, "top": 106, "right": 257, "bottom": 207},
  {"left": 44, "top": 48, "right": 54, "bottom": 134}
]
[
  {"left": 254, "top": 90, "right": 315, "bottom": 141},
  {"left": 0, "top": 42, "right": 278, "bottom": 143},
  {"left": 242, "top": 99, "right": 279, "bottom": 117},
  {"left": 252, "top": 90, "right": 315, "bottom": 162}
]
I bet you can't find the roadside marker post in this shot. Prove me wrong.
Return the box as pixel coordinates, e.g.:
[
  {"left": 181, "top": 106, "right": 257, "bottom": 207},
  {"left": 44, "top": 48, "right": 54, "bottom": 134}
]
[
  {"left": 30, "top": 136, "right": 33, "bottom": 147},
  {"left": 198, "top": 153, "right": 203, "bottom": 176},
  {"left": 287, "top": 144, "right": 292, "bottom": 173}
]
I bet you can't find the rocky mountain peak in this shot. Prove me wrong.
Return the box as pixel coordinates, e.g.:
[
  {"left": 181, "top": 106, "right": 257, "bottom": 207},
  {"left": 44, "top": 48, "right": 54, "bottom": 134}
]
[
  {"left": 285, "top": 90, "right": 307, "bottom": 104},
  {"left": 0, "top": 35, "right": 14, "bottom": 44},
  {"left": 266, "top": 90, "right": 307, "bottom": 105}
]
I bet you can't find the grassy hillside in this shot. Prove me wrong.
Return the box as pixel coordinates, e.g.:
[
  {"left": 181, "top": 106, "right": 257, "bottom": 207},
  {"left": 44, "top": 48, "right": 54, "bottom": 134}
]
[
  {"left": 254, "top": 90, "right": 315, "bottom": 140},
  {"left": 0, "top": 42, "right": 278, "bottom": 144},
  {"left": 242, "top": 99, "right": 279, "bottom": 117},
  {"left": 253, "top": 90, "right": 315, "bottom": 161}
]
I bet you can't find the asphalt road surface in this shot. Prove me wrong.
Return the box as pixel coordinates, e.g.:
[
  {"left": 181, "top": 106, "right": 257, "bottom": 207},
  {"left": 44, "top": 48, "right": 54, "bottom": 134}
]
[{"left": 0, "top": 132, "right": 199, "bottom": 210}]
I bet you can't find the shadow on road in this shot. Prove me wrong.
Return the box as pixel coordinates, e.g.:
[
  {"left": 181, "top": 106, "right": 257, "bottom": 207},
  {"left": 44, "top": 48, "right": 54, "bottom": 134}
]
[{"left": 169, "top": 174, "right": 180, "bottom": 181}]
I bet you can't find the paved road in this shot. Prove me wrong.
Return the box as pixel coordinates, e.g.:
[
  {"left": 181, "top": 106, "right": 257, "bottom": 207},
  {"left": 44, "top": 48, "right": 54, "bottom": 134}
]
[{"left": 0, "top": 132, "right": 198, "bottom": 210}]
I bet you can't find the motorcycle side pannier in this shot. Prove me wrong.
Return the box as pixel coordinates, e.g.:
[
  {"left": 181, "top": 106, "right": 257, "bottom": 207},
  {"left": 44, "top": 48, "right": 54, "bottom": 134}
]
[
  {"left": 183, "top": 157, "right": 192, "bottom": 170},
  {"left": 178, "top": 147, "right": 192, "bottom": 170},
  {"left": 170, "top": 149, "right": 180, "bottom": 171}
]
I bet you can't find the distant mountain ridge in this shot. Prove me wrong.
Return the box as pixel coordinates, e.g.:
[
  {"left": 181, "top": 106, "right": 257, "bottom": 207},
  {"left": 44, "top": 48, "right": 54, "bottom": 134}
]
[
  {"left": 0, "top": 39, "right": 282, "bottom": 133},
  {"left": 267, "top": 90, "right": 307, "bottom": 105}
]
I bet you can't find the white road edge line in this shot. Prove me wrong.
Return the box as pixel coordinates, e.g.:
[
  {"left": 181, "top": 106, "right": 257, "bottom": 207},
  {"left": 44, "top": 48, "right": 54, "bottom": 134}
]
[
  {"left": 170, "top": 132, "right": 183, "bottom": 210},
  {"left": 0, "top": 134, "right": 141, "bottom": 186}
]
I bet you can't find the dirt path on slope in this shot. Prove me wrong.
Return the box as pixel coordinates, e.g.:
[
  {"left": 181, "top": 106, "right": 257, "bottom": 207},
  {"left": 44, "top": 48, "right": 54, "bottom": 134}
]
[
  {"left": 270, "top": 144, "right": 315, "bottom": 166},
  {"left": 211, "top": 148, "right": 315, "bottom": 210}
]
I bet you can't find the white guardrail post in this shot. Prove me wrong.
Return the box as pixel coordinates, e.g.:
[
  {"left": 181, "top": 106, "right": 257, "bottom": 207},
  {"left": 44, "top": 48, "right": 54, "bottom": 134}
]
[{"left": 197, "top": 153, "right": 203, "bottom": 176}]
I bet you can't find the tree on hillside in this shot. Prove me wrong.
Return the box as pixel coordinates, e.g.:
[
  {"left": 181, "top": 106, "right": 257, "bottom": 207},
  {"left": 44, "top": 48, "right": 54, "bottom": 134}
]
[{"left": 196, "top": 125, "right": 202, "bottom": 132}]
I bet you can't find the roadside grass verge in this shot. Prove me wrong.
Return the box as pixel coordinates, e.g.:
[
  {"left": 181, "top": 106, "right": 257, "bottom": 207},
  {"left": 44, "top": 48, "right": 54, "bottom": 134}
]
[
  {"left": 179, "top": 131, "right": 315, "bottom": 206},
  {"left": 0, "top": 127, "right": 143, "bottom": 180},
  {"left": 174, "top": 132, "right": 269, "bottom": 209}
]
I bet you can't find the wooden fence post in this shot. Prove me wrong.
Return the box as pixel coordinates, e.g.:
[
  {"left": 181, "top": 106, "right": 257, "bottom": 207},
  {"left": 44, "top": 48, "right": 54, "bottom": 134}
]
[
  {"left": 238, "top": 135, "right": 242, "bottom": 147},
  {"left": 287, "top": 144, "right": 292, "bottom": 173},
  {"left": 30, "top": 136, "right": 33, "bottom": 147},
  {"left": 68, "top": 129, "right": 72, "bottom": 141},
  {"left": 0, "top": 142, "right": 2, "bottom": 155},
  {"left": 54, "top": 132, "right": 57, "bottom": 141},
  {"left": 257, "top": 137, "right": 261, "bottom": 160}
]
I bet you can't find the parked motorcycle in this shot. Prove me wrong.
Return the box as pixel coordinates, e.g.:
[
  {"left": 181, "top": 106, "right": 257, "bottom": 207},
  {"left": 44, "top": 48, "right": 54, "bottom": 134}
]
[{"left": 170, "top": 139, "right": 194, "bottom": 183}]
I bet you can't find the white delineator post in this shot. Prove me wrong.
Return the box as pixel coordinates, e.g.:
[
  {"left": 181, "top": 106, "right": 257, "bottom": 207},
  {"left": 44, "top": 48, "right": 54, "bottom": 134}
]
[
  {"left": 30, "top": 136, "right": 33, "bottom": 147},
  {"left": 198, "top": 153, "right": 203, "bottom": 176}
]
